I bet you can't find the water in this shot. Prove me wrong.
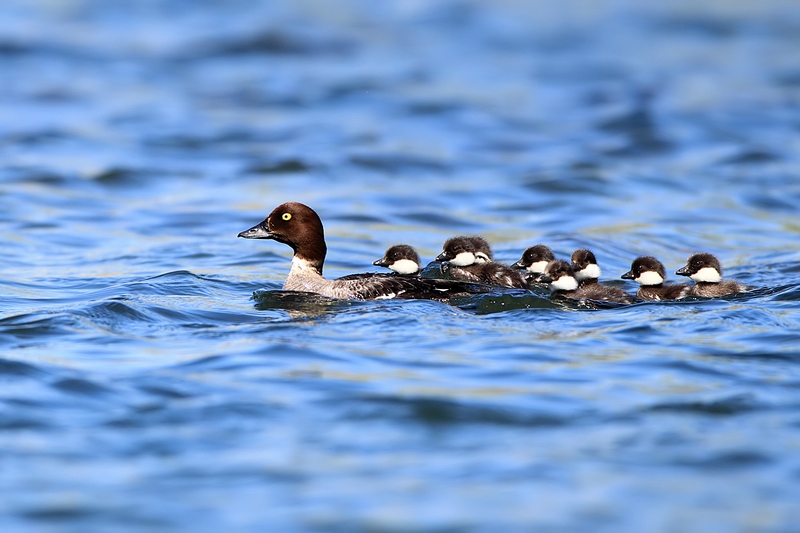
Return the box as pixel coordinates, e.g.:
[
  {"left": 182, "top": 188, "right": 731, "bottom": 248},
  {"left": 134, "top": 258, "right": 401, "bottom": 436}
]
[{"left": 2, "top": 0, "right": 800, "bottom": 531}]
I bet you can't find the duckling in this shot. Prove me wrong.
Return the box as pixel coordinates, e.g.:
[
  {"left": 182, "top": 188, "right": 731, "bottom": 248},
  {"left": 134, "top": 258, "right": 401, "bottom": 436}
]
[
  {"left": 436, "top": 236, "right": 526, "bottom": 288},
  {"left": 675, "top": 253, "right": 752, "bottom": 297},
  {"left": 622, "top": 256, "right": 690, "bottom": 300},
  {"left": 570, "top": 248, "right": 601, "bottom": 286},
  {"left": 373, "top": 244, "right": 421, "bottom": 275},
  {"left": 539, "top": 260, "right": 634, "bottom": 304}
]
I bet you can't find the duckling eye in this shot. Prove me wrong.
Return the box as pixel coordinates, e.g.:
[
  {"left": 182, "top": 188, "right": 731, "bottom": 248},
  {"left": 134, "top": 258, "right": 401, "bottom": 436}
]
[{"left": 282, "top": 213, "right": 292, "bottom": 221}]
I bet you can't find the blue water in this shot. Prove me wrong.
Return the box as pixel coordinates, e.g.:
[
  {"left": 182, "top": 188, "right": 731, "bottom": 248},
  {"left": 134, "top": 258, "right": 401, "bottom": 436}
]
[{"left": 2, "top": 1, "right": 800, "bottom": 531}]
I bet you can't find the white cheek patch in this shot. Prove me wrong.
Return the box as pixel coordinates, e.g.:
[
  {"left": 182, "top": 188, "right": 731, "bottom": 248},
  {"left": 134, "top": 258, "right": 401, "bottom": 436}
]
[
  {"left": 527, "top": 260, "right": 549, "bottom": 274},
  {"left": 635, "top": 271, "right": 664, "bottom": 286},
  {"left": 449, "top": 252, "right": 476, "bottom": 266},
  {"left": 474, "top": 252, "right": 491, "bottom": 264},
  {"left": 550, "top": 276, "right": 579, "bottom": 292},
  {"left": 389, "top": 259, "right": 419, "bottom": 275},
  {"left": 691, "top": 267, "right": 721, "bottom": 283},
  {"left": 574, "top": 263, "right": 601, "bottom": 281}
]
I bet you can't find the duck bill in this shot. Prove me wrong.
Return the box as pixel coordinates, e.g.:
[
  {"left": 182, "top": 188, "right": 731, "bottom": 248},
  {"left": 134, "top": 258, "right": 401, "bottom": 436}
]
[
  {"left": 434, "top": 252, "right": 450, "bottom": 262},
  {"left": 621, "top": 271, "right": 634, "bottom": 280},
  {"left": 510, "top": 260, "right": 525, "bottom": 269},
  {"left": 675, "top": 266, "right": 690, "bottom": 277},
  {"left": 372, "top": 258, "right": 389, "bottom": 267},
  {"left": 238, "top": 222, "right": 274, "bottom": 239}
]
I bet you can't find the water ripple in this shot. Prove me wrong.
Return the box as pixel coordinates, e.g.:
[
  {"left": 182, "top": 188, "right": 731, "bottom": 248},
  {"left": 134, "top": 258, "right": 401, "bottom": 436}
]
[{"left": 2, "top": 0, "right": 800, "bottom": 531}]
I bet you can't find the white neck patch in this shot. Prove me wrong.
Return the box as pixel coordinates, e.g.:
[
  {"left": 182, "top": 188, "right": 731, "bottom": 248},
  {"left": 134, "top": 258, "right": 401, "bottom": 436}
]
[
  {"left": 449, "top": 251, "right": 476, "bottom": 266},
  {"left": 574, "top": 263, "right": 601, "bottom": 281},
  {"left": 550, "top": 275, "right": 579, "bottom": 292},
  {"left": 527, "top": 260, "right": 549, "bottom": 274},
  {"left": 635, "top": 271, "right": 664, "bottom": 286},
  {"left": 291, "top": 256, "right": 314, "bottom": 272},
  {"left": 691, "top": 267, "right": 721, "bottom": 283},
  {"left": 389, "top": 259, "right": 419, "bottom": 275}
]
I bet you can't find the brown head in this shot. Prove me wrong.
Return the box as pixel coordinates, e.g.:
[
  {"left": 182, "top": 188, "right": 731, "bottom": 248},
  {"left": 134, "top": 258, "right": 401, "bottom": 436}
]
[{"left": 238, "top": 202, "right": 327, "bottom": 273}]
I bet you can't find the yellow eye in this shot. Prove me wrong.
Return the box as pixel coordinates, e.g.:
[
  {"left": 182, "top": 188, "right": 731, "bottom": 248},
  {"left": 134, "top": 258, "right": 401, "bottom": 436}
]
[{"left": 282, "top": 213, "right": 292, "bottom": 221}]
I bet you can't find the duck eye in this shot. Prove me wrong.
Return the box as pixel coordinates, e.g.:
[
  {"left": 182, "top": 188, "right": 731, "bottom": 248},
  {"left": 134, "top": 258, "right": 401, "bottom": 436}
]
[{"left": 282, "top": 213, "right": 292, "bottom": 221}]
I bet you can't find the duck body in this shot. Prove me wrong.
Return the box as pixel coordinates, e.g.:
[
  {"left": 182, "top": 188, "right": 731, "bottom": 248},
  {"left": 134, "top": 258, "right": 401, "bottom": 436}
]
[
  {"left": 688, "top": 280, "right": 751, "bottom": 298},
  {"left": 636, "top": 283, "right": 692, "bottom": 301},
  {"left": 444, "top": 261, "right": 528, "bottom": 288}
]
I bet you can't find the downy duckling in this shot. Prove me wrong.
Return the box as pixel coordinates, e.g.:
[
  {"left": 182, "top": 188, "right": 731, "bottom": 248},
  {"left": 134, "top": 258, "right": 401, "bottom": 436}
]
[
  {"left": 373, "top": 244, "right": 421, "bottom": 275},
  {"left": 539, "top": 259, "right": 634, "bottom": 304},
  {"left": 435, "top": 236, "right": 527, "bottom": 289},
  {"left": 622, "top": 256, "right": 690, "bottom": 300},
  {"left": 570, "top": 248, "right": 601, "bottom": 286},
  {"left": 675, "top": 253, "right": 752, "bottom": 297}
]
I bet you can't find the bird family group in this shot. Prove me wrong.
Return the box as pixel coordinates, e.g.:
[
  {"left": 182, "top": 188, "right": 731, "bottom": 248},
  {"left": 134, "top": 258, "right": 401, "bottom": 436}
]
[{"left": 239, "top": 202, "right": 752, "bottom": 303}]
